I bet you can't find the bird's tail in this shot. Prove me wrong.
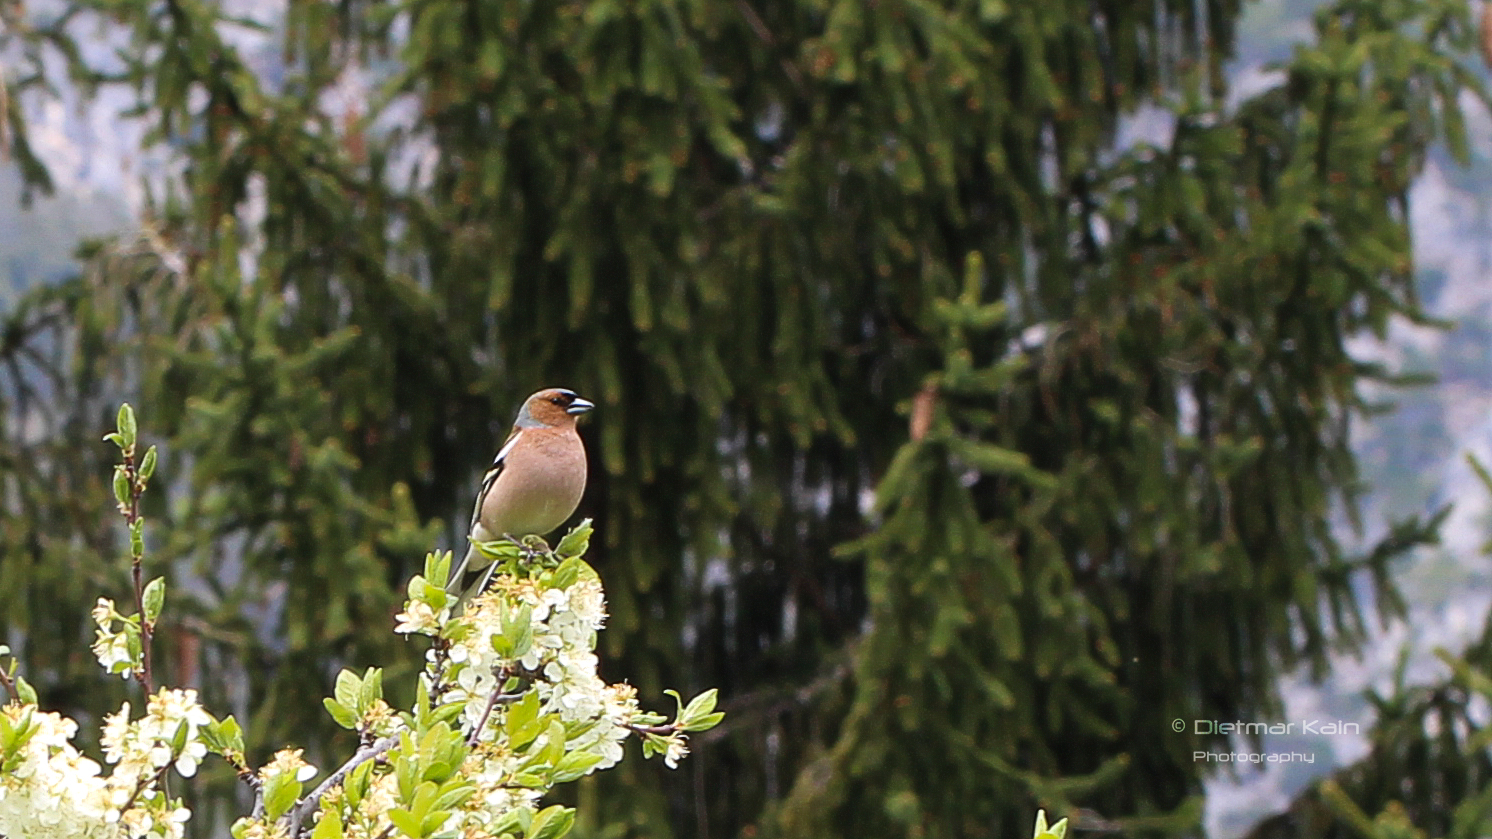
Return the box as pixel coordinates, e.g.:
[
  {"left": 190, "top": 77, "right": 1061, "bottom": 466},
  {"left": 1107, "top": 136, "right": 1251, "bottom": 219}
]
[{"left": 447, "top": 544, "right": 497, "bottom": 614}]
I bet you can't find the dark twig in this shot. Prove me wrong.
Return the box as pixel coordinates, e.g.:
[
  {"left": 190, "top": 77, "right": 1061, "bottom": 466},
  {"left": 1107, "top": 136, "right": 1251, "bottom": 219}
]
[
  {"left": 120, "top": 761, "right": 174, "bottom": 813},
  {"left": 119, "top": 444, "right": 154, "bottom": 697},
  {"left": 0, "top": 664, "right": 15, "bottom": 703},
  {"left": 467, "top": 686, "right": 527, "bottom": 749},
  {"left": 627, "top": 722, "right": 683, "bottom": 737},
  {"left": 465, "top": 662, "right": 526, "bottom": 749},
  {"left": 734, "top": 0, "right": 805, "bottom": 90}
]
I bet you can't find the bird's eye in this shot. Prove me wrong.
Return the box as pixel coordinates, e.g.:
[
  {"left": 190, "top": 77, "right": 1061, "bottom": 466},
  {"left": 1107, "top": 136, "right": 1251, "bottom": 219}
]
[{"left": 550, "top": 396, "right": 565, "bottom": 405}]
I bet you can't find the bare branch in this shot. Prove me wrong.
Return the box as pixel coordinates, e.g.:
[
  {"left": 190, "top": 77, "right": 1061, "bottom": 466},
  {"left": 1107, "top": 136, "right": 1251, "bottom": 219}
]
[
  {"left": 121, "top": 446, "right": 154, "bottom": 697},
  {"left": 283, "top": 734, "right": 399, "bottom": 838},
  {"left": 466, "top": 687, "right": 527, "bottom": 749}
]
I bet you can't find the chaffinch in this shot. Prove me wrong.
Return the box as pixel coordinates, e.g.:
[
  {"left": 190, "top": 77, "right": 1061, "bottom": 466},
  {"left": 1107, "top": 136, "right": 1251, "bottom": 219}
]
[{"left": 447, "top": 388, "right": 594, "bottom": 601}]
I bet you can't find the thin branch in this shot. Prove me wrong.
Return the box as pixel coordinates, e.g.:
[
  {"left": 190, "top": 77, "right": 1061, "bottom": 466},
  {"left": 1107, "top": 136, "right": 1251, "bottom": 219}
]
[
  {"left": 246, "top": 778, "right": 265, "bottom": 819},
  {"left": 698, "top": 660, "right": 851, "bottom": 745},
  {"left": 218, "top": 753, "right": 264, "bottom": 817},
  {"left": 0, "top": 664, "right": 14, "bottom": 703},
  {"left": 424, "top": 637, "right": 455, "bottom": 705},
  {"left": 122, "top": 445, "right": 154, "bottom": 697},
  {"left": 466, "top": 687, "right": 526, "bottom": 748},
  {"left": 734, "top": 0, "right": 805, "bottom": 91},
  {"left": 283, "top": 734, "right": 399, "bottom": 838},
  {"left": 120, "top": 761, "right": 173, "bottom": 813},
  {"left": 627, "top": 722, "right": 683, "bottom": 737}
]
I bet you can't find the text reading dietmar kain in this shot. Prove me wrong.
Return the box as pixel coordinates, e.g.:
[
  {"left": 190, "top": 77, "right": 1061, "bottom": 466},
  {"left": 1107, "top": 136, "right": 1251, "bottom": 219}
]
[{"left": 1182, "top": 719, "right": 1361, "bottom": 736}]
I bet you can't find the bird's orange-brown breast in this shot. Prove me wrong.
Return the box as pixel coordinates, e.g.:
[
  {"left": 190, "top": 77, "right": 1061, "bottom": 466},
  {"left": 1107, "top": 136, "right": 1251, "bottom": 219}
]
[{"left": 475, "top": 424, "right": 588, "bottom": 538}]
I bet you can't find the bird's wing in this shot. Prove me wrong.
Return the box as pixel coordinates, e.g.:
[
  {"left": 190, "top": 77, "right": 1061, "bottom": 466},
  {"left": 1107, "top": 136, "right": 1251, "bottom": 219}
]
[
  {"left": 468, "top": 426, "right": 523, "bottom": 535},
  {"left": 447, "top": 426, "right": 526, "bottom": 593}
]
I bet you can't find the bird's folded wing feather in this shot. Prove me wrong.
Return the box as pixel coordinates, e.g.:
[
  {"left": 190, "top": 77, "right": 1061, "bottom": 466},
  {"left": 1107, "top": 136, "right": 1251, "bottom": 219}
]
[
  {"left": 469, "top": 426, "right": 523, "bottom": 535},
  {"left": 447, "top": 426, "right": 525, "bottom": 592}
]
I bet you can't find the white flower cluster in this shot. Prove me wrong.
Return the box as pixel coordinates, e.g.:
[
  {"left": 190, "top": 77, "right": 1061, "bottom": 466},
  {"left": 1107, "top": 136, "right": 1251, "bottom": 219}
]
[
  {"left": 91, "top": 598, "right": 136, "bottom": 678},
  {"left": 357, "top": 538, "right": 711, "bottom": 838},
  {"left": 455, "top": 577, "right": 612, "bottom": 730},
  {"left": 0, "top": 689, "right": 207, "bottom": 839},
  {"left": 4, "top": 524, "right": 719, "bottom": 839}
]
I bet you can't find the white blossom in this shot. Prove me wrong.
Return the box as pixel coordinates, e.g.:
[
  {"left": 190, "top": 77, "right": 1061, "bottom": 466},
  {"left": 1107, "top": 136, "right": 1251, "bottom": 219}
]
[
  {"left": 393, "top": 600, "right": 441, "bottom": 636},
  {"left": 663, "top": 735, "right": 690, "bottom": 769}
]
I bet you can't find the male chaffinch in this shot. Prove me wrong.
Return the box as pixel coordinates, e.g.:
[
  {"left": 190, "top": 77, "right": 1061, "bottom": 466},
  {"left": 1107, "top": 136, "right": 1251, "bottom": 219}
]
[{"left": 447, "top": 388, "right": 594, "bottom": 600}]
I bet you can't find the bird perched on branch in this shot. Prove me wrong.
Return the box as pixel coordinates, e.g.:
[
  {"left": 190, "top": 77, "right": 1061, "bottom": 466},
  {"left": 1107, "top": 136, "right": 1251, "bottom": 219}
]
[{"left": 447, "top": 388, "right": 593, "bottom": 603}]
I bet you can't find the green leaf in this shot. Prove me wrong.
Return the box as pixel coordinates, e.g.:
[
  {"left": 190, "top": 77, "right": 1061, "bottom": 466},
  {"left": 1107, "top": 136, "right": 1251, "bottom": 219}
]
[
  {"left": 424, "top": 551, "right": 452, "bottom": 585},
  {"left": 200, "top": 719, "right": 226, "bottom": 753},
  {"left": 682, "top": 711, "right": 725, "bottom": 732},
  {"left": 323, "top": 698, "right": 359, "bottom": 729},
  {"left": 359, "top": 667, "right": 384, "bottom": 712},
  {"left": 490, "top": 633, "right": 514, "bottom": 659},
  {"left": 346, "top": 760, "right": 373, "bottom": 809},
  {"left": 334, "top": 669, "right": 362, "bottom": 713},
  {"left": 554, "top": 519, "right": 593, "bottom": 559},
  {"left": 117, "top": 403, "right": 137, "bottom": 450},
  {"left": 528, "top": 805, "right": 576, "bottom": 839},
  {"left": 113, "top": 467, "right": 131, "bottom": 507},
  {"left": 1033, "top": 810, "right": 1068, "bottom": 839},
  {"left": 139, "top": 445, "right": 158, "bottom": 482},
  {"left": 419, "top": 580, "right": 448, "bottom": 612},
  {"left": 142, "top": 577, "right": 166, "bottom": 623},
  {"left": 432, "top": 781, "right": 476, "bottom": 812},
  {"left": 429, "top": 702, "right": 465, "bottom": 728},
  {"left": 488, "top": 806, "right": 531, "bottom": 837},
  {"left": 409, "top": 779, "right": 438, "bottom": 818},
  {"left": 386, "top": 808, "right": 423, "bottom": 839},
  {"left": 219, "top": 715, "right": 245, "bottom": 754},
  {"left": 13, "top": 676, "right": 36, "bottom": 706},
  {"left": 679, "top": 689, "right": 718, "bottom": 726},
  {"left": 475, "top": 539, "right": 523, "bottom": 561},
  {"left": 414, "top": 678, "right": 431, "bottom": 727},
  {"left": 406, "top": 574, "right": 429, "bottom": 602},
  {"left": 263, "top": 770, "right": 301, "bottom": 821},
  {"left": 310, "top": 809, "right": 345, "bottom": 839},
  {"left": 552, "top": 750, "right": 605, "bottom": 783},
  {"left": 507, "top": 602, "right": 534, "bottom": 659},
  {"left": 641, "top": 732, "right": 670, "bottom": 759},
  {"left": 549, "top": 556, "right": 583, "bottom": 591},
  {"left": 125, "top": 628, "right": 142, "bottom": 665},
  {"left": 506, "top": 690, "right": 540, "bottom": 738},
  {"left": 539, "top": 720, "right": 567, "bottom": 769},
  {"left": 508, "top": 716, "right": 545, "bottom": 754}
]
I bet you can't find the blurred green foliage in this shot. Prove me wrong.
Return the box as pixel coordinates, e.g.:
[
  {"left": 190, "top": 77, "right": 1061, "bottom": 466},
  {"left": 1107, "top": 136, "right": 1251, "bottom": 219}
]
[{"left": 0, "top": 0, "right": 1484, "bottom": 836}]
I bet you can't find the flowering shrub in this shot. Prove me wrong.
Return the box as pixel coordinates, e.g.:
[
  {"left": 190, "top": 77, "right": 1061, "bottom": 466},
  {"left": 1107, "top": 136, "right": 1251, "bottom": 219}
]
[{"left": 0, "top": 406, "right": 721, "bottom": 838}]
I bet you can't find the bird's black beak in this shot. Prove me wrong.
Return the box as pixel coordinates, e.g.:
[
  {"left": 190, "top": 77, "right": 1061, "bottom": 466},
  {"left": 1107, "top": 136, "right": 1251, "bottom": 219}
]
[{"left": 567, "top": 397, "right": 595, "bottom": 415}]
